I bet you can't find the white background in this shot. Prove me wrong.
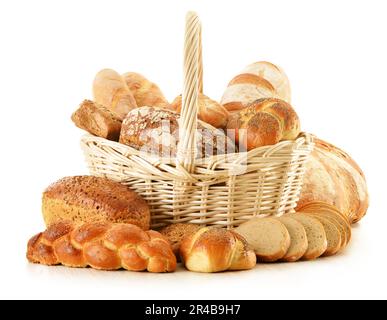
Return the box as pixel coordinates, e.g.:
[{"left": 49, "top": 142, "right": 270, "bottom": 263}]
[{"left": 0, "top": 0, "right": 386, "bottom": 300}]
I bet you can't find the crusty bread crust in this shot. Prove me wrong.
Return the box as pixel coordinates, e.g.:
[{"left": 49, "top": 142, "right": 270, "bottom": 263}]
[{"left": 42, "top": 176, "right": 150, "bottom": 230}]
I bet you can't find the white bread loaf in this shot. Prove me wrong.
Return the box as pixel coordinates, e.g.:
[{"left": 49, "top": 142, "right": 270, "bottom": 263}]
[{"left": 221, "top": 61, "right": 291, "bottom": 113}]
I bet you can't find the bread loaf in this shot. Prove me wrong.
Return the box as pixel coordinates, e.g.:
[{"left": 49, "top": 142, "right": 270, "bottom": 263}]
[
  {"left": 235, "top": 218, "right": 291, "bottom": 262},
  {"left": 241, "top": 61, "right": 291, "bottom": 103},
  {"left": 71, "top": 100, "right": 122, "bottom": 141},
  {"left": 226, "top": 98, "right": 300, "bottom": 150},
  {"left": 159, "top": 223, "right": 201, "bottom": 259},
  {"left": 180, "top": 227, "right": 256, "bottom": 272},
  {"left": 42, "top": 176, "right": 150, "bottom": 230},
  {"left": 27, "top": 221, "right": 176, "bottom": 272},
  {"left": 119, "top": 106, "right": 236, "bottom": 158},
  {"left": 123, "top": 72, "right": 169, "bottom": 108},
  {"left": 93, "top": 69, "right": 137, "bottom": 120},
  {"left": 171, "top": 93, "right": 229, "bottom": 128},
  {"left": 297, "top": 138, "right": 369, "bottom": 223},
  {"left": 221, "top": 61, "right": 291, "bottom": 113}
]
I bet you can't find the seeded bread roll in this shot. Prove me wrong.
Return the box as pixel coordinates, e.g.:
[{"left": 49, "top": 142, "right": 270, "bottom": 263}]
[
  {"left": 71, "top": 100, "right": 122, "bottom": 141},
  {"left": 159, "top": 223, "right": 202, "bottom": 258},
  {"left": 235, "top": 218, "right": 291, "bottom": 262},
  {"left": 276, "top": 216, "right": 308, "bottom": 262},
  {"left": 42, "top": 176, "right": 150, "bottom": 230},
  {"left": 226, "top": 98, "right": 300, "bottom": 150}
]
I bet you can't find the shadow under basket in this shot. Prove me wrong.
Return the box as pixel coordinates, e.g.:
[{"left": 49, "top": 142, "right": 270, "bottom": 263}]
[{"left": 80, "top": 12, "right": 314, "bottom": 229}]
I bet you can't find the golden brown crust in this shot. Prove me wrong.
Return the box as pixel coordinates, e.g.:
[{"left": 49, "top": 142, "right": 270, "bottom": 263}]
[
  {"left": 171, "top": 94, "right": 229, "bottom": 128},
  {"left": 159, "top": 223, "right": 202, "bottom": 259},
  {"left": 71, "top": 100, "right": 122, "bottom": 141},
  {"left": 180, "top": 227, "right": 256, "bottom": 273},
  {"left": 297, "top": 138, "right": 369, "bottom": 223},
  {"left": 119, "top": 106, "right": 235, "bottom": 158},
  {"left": 228, "top": 74, "right": 275, "bottom": 92},
  {"left": 93, "top": 69, "right": 137, "bottom": 120},
  {"left": 123, "top": 72, "right": 169, "bottom": 108},
  {"left": 27, "top": 221, "right": 177, "bottom": 273},
  {"left": 42, "top": 176, "right": 150, "bottom": 230},
  {"left": 226, "top": 98, "right": 300, "bottom": 150}
]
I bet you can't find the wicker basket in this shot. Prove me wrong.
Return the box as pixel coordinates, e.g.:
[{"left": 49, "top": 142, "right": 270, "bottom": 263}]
[{"left": 81, "top": 12, "right": 314, "bottom": 229}]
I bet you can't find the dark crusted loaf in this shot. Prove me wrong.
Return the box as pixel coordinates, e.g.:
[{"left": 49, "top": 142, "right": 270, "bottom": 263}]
[{"left": 42, "top": 176, "right": 150, "bottom": 230}]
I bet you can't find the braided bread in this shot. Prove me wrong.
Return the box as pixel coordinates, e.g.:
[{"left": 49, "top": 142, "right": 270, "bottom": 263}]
[
  {"left": 226, "top": 98, "right": 300, "bottom": 150},
  {"left": 180, "top": 227, "right": 256, "bottom": 273},
  {"left": 27, "top": 221, "right": 177, "bottom": 273}
]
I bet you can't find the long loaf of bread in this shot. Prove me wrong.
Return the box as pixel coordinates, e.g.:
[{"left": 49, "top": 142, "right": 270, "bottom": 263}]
[{"left": 27, "top": 221, "right": 177, "bottom": 273}]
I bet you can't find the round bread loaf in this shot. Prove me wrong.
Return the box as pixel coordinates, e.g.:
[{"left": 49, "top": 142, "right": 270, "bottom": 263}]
[
  {"left": 226, "top": 98, "right": 300, "bottom": 150},
  {"left": 119, "top": 106, "right": 236, "bottom": 158},
  {"left": 42, "top": 176, "right": 150, "bottom": 230},
  {"left": 221, "top": 61, "right": 291, "bottom": 113},
  {"left": 297, "top": 138, "right": 369, "bottom": 223}
]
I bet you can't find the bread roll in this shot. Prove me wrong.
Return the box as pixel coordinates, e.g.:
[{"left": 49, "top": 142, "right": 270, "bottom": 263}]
[
  {"left": 226, "top": 98, "right": 300, "bottom": 150},
  {"left": 171, "top": 93, "right": 229, "bottom": 128},
  {"left": 221, "top": 61, "right": 291, "bottom": 113},
  {"left": 235, "top": 218, "right": 291, "bottom": 262},
  {"left": 27, "top": 221, "right": 176, "bottom": 272},
  {"left": 119, "top": 106, "right": 236, "bottom": 158},
  {"left": 297, "top": 138, "right": 369, "bottom": 223},
  {"left": 180, "top": 227, "right": 256, "bottom": 272},
  {"left": 159, "top": 223, "right": 202, "bottom": 259},
  {"left": 123, "top": 72, "right": 169, "bottom": 108},
  {"left": 71, "top": 100, "right": 122, "bottom": 141},
  {"left": 42, "top": 176, "right": 150, "bottom": 230},
  {"left": 93, "top": 69, "right": 137, "bottom": 120}
]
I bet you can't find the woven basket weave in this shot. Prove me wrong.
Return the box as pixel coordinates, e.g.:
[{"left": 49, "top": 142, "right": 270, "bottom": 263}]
[{"left": 81, "top": 12, "right": 314, "bottom": 229}]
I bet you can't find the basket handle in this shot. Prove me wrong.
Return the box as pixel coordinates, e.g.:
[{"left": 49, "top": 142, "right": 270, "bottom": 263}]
[{"left": 176, "top": 11, "right": 203, "bottom": 173}]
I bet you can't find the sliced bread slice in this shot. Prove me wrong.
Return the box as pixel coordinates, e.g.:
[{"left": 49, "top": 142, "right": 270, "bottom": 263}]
[
  {"left": 298, "top": 202, "right": 351, "bottom": 244},
  {"left": 276, "top": 216, "right": 308, "bottom": 262},
  {"left": 235, "top": 217, "right": 291, "bottom": 262},
  {"left": 290, "top": 214, "right": 327, "bottom": 260},
  {"left": 301, "top": 213, "right": 342, "bottom": 256},
  {"left": 302, "top": 208, "right": 351, "bottom": 246}
]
